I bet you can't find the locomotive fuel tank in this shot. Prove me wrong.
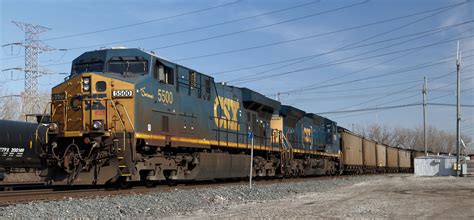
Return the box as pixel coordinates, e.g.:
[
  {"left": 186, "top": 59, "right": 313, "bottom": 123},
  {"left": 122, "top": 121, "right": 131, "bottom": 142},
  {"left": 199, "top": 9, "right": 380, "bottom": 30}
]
[{"left": 0, "top": 119, "right": 47, "bottom": 169}]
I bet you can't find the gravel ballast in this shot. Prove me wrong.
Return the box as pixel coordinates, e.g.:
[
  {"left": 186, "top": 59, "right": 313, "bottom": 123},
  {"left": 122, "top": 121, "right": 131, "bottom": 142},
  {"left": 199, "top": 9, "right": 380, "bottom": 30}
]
[{"left": 0, "top": 175, "right": 381, "bottom": 218}]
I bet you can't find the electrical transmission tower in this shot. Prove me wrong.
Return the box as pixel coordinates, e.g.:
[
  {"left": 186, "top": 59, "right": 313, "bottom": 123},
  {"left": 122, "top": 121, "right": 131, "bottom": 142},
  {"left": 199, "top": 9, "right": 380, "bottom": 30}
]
[{"left": 11, "top": 21, "right": 54, "bottom": 116}]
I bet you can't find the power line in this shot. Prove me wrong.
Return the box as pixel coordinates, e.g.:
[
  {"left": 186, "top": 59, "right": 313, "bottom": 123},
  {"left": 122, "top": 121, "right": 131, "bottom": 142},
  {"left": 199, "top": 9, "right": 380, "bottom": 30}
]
[
  {"left": 269, "top": 53, "right": 474, "bottom": 97},
  {"left": 296, "top": 79, "right": 423, "bottom": 95},
  {"left": 233, "top": 35, "right": 474, "bottom": 85},
  {"left": 1, "top": 1, "right": 244, "bottom": 61},
  {"left": 174, "top": 1, "right": 469, "bottom": 62},
  {"left": 276, "top": 26, "right": 474, "bottom": 94},
  {"left": 316, "top": 103, "right": 421, "bottom": 114},
  {"left": 41, "top": 0, "right": 243, "bottom": 41},
  {"left": 211, "top": 21, "right": 473, "bottom": 76},
  {"left": 323, "top": 102, "right": 473, "bottom": 118},
  {"left": 66, "top": 0, "right": 321, "bottom": 51},
  {"left": 429, "top": 103, "right": 474, "bottom": 107},
  {"left": 429, "top": 87, "right": 474, "bottom": 101},
  {"left": 337, "top": 73, "right": 474, "bottom": 113},
  {"left": 0, "top": 95, "right": 21, "bottom": 99},
  {"left": 230, "top": 2, "right": 468, "bottom": 84},
  {"left": 327, "top": 87, "right": 474, "bottom": 120},
  {"left": 312, "top": 69, "right": 474, "bottom": 121},
  {"left": 1, "top": 1, "right": 365, "bottom": 65},
  {"left": 234, "top": 21, "right": 474, "bottom": 85},
  {"left": 283, "top": 72, "right": 474, "bottom": 103},
  {"left": 28, "top": 1, "right": 368, "bottom": 68},
  {"left": 150, "top": 0, "right": 370, "bottom": 51}
]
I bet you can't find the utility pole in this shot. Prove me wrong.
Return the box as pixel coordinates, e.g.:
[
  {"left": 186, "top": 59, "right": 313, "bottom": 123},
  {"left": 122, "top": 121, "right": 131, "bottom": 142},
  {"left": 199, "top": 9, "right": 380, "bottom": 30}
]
[
  {"left": 11, "top": 21, "right": 54, "bottom": 117},
  {"left": 456, "top": 41, "right": 461, "bottom": 177},
  {"left": 422, "top": 77, "right": 428, "bottom": 156},
  {"left": 249, "top": 131, "right": 254, "bottom": 189}
]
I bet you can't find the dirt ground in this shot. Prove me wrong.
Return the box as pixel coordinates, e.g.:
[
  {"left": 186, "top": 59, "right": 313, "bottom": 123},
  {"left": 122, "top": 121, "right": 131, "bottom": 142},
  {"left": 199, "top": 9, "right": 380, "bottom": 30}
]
[{"left": 184, "top": 175, "right": 474, "bottom": 219}]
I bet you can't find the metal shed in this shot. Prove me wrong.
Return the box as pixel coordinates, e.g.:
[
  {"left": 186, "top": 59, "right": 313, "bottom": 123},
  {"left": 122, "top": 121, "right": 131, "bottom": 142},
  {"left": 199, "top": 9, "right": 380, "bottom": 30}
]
[{"left": 414, "top": 155, "right": 468, "bottom": 176}]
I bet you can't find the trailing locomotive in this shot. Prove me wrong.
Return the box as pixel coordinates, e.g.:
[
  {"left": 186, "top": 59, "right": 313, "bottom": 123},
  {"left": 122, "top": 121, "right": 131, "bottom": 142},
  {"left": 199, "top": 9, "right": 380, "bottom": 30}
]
[{"left": 41, "top": 48, "right": 341, "bottom": 185}]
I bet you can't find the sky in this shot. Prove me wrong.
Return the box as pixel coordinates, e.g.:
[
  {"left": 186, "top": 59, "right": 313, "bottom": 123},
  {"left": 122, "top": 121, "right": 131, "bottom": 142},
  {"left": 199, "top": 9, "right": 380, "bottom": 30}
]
[{"left": 1, "top": 0, "right": 473, "bottom": 142}]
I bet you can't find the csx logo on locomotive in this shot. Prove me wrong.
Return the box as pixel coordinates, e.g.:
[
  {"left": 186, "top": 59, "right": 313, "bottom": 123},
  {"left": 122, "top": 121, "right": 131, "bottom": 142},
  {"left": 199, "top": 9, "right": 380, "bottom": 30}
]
[
  {"left": 70, "top": 93, "right": 106, "bottom": 111},
  {"left": 303, "top": 127, "right": 312, "bottom": 143},
  {"left": 213, "top": 96, "right": 240, "bottom": 131}
]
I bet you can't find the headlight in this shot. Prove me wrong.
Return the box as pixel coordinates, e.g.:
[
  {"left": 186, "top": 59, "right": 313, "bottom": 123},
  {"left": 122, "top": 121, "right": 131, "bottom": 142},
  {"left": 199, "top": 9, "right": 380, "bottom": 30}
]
[
  {"left": 92, "top": 120, "right": 103, "bottom": 130},
  {"left": 49, "top": 123, "right": 58, "bottom": 132},
  {"left": 83, "top": 77, "right": 91, "bottom": 92}
]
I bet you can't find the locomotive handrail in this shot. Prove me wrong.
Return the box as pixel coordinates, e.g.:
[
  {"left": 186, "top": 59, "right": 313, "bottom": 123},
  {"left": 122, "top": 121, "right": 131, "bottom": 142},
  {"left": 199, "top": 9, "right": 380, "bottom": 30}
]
[
  {"left": 110, "top": 100, "right": 128, "bottom": 132},
  {"left": 212, "top": 116, "right": 273, "bottom": 149},
  {"left": 115, "top": 102, "right": 135, "bottom": 132},
  {"left": 281, "top": 133, "right": 293, "bottom": 150}
]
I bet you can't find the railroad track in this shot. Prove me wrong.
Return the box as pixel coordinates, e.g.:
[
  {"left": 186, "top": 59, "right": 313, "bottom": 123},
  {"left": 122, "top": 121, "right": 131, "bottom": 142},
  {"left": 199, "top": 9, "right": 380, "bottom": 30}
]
[{"left": 0, "top": 175, "right": 348, "bottom": 205}]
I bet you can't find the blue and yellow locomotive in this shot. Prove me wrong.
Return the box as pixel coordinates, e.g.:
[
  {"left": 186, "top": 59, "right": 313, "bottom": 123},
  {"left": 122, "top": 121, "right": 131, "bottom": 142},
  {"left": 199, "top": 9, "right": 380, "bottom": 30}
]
[{"left": 41, "top": 48, "right": 341, "bottom": 185}]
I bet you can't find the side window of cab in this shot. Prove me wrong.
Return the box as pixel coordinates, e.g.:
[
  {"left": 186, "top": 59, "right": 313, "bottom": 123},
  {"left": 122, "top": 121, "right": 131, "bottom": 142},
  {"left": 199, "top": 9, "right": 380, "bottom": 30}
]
[{"left": 154, "top": 61, "right": 175, "bottom": 85}]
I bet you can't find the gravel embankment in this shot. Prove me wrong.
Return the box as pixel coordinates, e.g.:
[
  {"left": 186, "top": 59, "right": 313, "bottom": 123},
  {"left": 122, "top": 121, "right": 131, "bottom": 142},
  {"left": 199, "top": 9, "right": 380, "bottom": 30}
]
[{"left": 0, "top": 175, "right": 383, "bottom": 218}]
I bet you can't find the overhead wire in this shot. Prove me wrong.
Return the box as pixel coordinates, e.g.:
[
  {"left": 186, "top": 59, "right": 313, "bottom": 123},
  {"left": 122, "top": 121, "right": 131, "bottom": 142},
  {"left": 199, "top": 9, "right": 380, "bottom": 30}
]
[
  {"left": 42, "top": 0, "right": 244, "bottom": 41},
  {"left": 174, "top": 1, "right": 469, "bottom": 62},
  {"left": 2, "top": 1, "right": 244, "bottom": 62},
  {"left": 66, "top": 0, "right": 322, "bottom": 51},
  {"left": 234, "top": 35, "right": 474, "bottom": 85},
  {"left": 329, "top": 68, "right": 474, "bottom": 112},
  {"left": 227, "top": 1, "right": 470, "bottom": 84},
  {"left": 275, "top": 26, "right": 474, "bottom": 95},
  {"left": 269, "top": 53, "right": 474, "bottom": 97},
  {"left": 211, "top": 21, "right": 473, "bottom": 75},
  {"left": 327, "top": 85, "right": 473, "bottom": 120},
  {"left": 149, "top": 0, "right": 370, "bottom": 51}
]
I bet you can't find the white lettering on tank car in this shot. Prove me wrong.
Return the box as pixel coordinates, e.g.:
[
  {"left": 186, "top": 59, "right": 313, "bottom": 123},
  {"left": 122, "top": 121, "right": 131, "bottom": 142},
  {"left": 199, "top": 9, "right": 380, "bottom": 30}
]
[{"left": 0, "top": 147, "right": 25, "bottom": 157}]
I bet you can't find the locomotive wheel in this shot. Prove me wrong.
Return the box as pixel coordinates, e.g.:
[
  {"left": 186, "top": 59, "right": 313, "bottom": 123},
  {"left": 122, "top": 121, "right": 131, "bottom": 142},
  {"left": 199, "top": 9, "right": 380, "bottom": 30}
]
[
  {"left": 63, "top": 143, "right": 82, "bottom": 174},
  {"left": 166, "top": 179, "right": 177, "bottom": 186},
  {"left": 115, "top": 177, "right": 131, "bottom": 189},
  {"left": 144, "top": 180, "right": 157, "bottom": 188}
]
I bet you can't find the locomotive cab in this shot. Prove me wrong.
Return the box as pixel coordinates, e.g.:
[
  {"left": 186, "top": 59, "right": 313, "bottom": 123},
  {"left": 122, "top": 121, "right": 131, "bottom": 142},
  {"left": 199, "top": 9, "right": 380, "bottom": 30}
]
[{"left": 45, "top": 48, "right": 149, "bottom": 184}]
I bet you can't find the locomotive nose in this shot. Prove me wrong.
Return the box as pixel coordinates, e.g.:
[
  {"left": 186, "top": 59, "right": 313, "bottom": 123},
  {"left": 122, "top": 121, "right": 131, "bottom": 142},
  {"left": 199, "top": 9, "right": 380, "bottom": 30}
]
[
  {"left": 50, "top": 72, "right": 135, "bottom": 135},
  {"left": 51, "top": 73, "right": 109, "bottom": 133}
]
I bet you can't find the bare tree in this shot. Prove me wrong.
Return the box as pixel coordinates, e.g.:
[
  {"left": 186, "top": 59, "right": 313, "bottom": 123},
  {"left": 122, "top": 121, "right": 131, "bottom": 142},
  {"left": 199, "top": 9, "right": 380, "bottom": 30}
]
[
  {"left": 1, "top": 96, "right": 21, "bottom": 120},
  {"left": 354, "top": 123, "right": 469, "bottom": 154},
  {"left": 0, "top": 86, "right": 21, "bottom": 120},
  {"left": 0, "top": 86, "right": 50, "bottom": 121}
]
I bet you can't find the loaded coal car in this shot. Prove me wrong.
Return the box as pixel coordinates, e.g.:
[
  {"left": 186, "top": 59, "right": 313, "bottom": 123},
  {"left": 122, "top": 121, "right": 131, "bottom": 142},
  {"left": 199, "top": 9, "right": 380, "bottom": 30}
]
[
  {"left": 0, "top": 119, "right": 48, "bottom": 179},
  {"left": 41, "top": 48, "right": 341, "bottom": 186},
  {"left": 398, "top": 149, "right": 412, "bottom": 172},
  {"left": 386, "top": 146, "right": 399, "bottom": 172},
  {"left": 376, "top": 143, "right": 387, "bottom": 172},
  {"left": 337, "top": 127, "right": 364, "bottom": 174},
  {"left": 362, "top": 139, "right": 377, "bottom": 173}
]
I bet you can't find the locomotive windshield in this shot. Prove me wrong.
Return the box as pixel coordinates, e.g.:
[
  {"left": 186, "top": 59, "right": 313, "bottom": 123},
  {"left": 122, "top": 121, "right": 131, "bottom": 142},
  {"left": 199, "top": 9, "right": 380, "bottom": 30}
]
[
  {"left": 72, "top": 61, "right": 104, "bottom": 75},
  {"left": 107, "top": 56, "right": 148, "bottom": 76}
]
